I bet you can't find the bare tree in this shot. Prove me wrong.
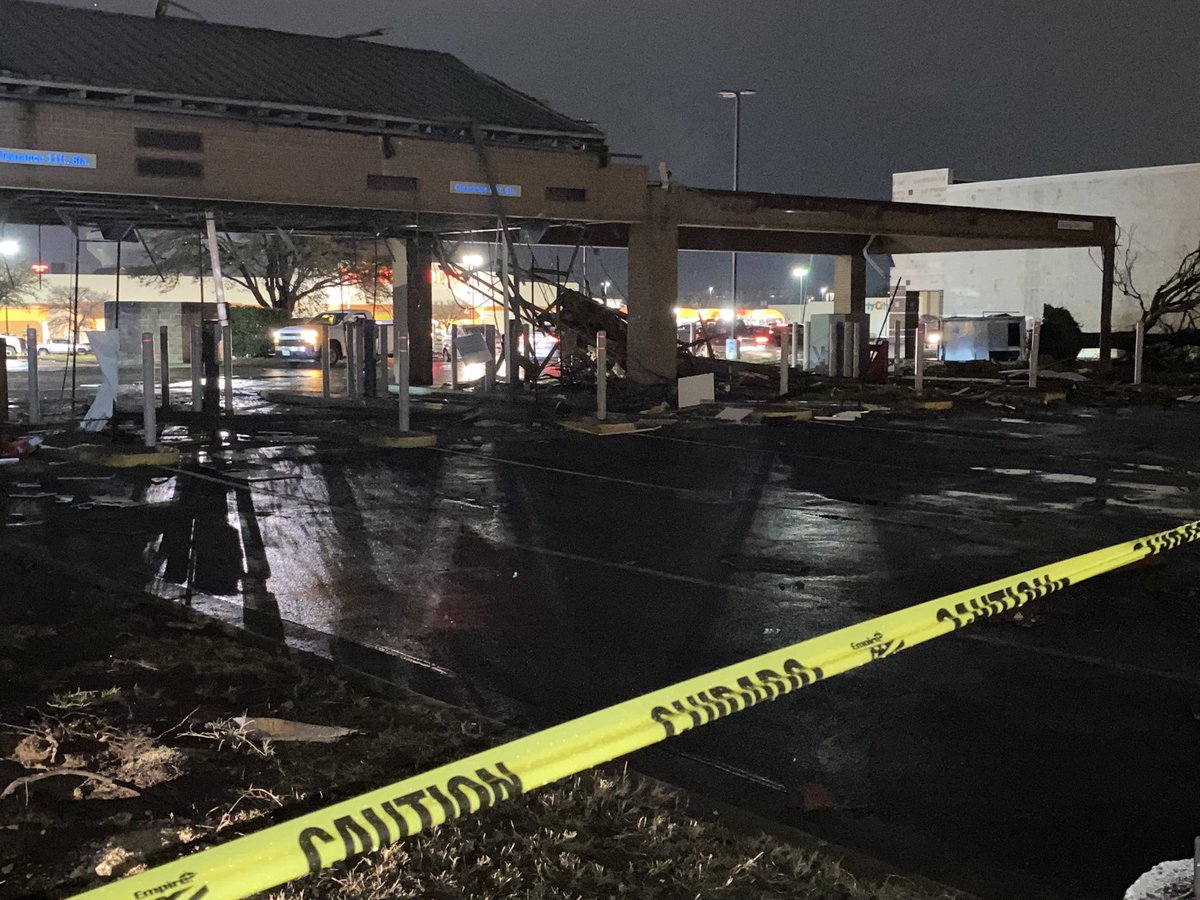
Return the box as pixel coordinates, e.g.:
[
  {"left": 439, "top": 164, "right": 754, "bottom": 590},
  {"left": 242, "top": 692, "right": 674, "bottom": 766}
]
[
  {"left": 44, "top": 286, "right": 109, "bottom": 340},
  {"left": 136, "top": 230, "right": 386, "bottom": 315},
  {"left": 1094, "top": 225, "right": 1200, "bottom": 333},
  {"left": 0, "top": 260, "right": 34, "bottom": 330}
]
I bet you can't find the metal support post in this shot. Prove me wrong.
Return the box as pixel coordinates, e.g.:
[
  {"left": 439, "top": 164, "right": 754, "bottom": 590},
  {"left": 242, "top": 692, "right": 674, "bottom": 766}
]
[
  {"left": 26, "top": 328, "right": 39, "bottom": 425},
  {"left": 221, "top": 323, "right": 233, "bottom": 414},
  {"left": 0, "top": 335, "right": 7, "bottom": 426},
  {"left": 789, "top": 322, "right": 799, "bottom": 367},
  {"left": 779, "top": 330, "right": 790, "bottom": 396},
  {"left": 190, "top": 325, "right": 202, "bottom": 412},
  {"left": 914, "top": 323, "right": 926, "bottom": 394},
  {"left": 596, "top": 330, "right": 608, "bottom": 421},
  {"left": 891, "top": 318, "right": 902, "bottom": 375},
  {"left": 523, "top": 324, "right": 533, "bottom": 386},
  {"left": 483, "top": 324, "right": 496, "bottom": 393},
  {"left": 159, "top": 325, "right": 170, "bottom": 410},
  {"left": 802, "top": 321, "right": 812, "bottom": 370},
  {"left": 841, "top": 322, "right": 856, "bottom": 377},
  {"left": 377, "top": 324, "right": 389, "bottom": 396},
  {"left": 321, "top": 323, "right": 331, "bottom": 400},
  {"left": 141, "top": 332, "right": 156, "bottom": 448},
  {"left": 355, "top": 321, "right": 367, "bottom": 398},
  {"left": 363, "top": 320, "right": 377, "bottom": 398},
  {"left": 1028, "top": 318, "right": 1041, "bottom": 389},
  {"left": 850, "top": 322, "right": 862, "bottom": 379},
  {"left": 1133, "top": 318, "right": 1145, "bottom": 385},
  {"left": 449, "top": 323, "right": 459, "bottom": 390},
  {"left": 345, "top": 321, "right": 358, "bottom": 400},
  {"left": 507, "top": 320, "right": 520, "bottom": 390}
]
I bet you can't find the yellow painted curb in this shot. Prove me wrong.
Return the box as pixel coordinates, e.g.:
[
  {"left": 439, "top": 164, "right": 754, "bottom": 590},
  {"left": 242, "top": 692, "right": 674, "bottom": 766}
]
[
  {"left": 361, "top": 433, "right": 438, "bottom": 449},
  {"left": 913, "top": 400, "right": 953, "bottom": 411},
  {"left": 757, "top": 409, "right": 815, "bottom": 421},
  {"left": 70, "top": 446, "right": 183, "bottom": 468},
  {"left": 561, "top": 419, "right": 638, "bottom": 436}
]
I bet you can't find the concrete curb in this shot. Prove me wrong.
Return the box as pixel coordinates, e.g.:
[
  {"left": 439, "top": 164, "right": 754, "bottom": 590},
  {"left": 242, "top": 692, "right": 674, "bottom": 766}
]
[{"left": 560, "top": 419, "right": 639, "bottom": 436}]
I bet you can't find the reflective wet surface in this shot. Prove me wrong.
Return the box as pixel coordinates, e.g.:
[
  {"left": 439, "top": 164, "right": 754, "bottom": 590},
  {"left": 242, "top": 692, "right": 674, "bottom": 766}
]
[{"left": 3, "top": 400, "right": 1200, "bottom": 899}]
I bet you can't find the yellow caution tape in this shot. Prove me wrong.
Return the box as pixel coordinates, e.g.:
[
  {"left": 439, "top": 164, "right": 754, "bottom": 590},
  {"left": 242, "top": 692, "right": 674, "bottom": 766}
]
[{"left": 72, "top": 519, "right": 1200, "bottom": 900}]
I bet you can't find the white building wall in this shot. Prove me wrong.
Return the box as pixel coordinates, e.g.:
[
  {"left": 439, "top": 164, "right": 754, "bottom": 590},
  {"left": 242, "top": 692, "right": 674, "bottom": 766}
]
[{"left": 892, "top": 164, "right": 1200, "bottom": 331}]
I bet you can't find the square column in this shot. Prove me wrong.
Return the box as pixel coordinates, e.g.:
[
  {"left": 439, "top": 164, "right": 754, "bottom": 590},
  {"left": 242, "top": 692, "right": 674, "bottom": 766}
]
[
  {"left": 833, "top": 254, "right": 869, "bottom": 376},
  {"left": 627, "top": 191, "right": 679, "bottom": 384}
]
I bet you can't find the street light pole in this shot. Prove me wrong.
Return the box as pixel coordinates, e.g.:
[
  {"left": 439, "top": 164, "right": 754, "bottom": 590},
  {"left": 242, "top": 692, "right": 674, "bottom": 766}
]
[{"left": 718, "top": 88, "right": 756, "bottom": 358}]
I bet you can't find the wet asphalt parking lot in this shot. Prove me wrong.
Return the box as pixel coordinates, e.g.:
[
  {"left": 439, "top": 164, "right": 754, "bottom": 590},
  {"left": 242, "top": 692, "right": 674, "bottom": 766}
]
[{"left": 3, "top": 366, "right": 1199, "bottom": 899}]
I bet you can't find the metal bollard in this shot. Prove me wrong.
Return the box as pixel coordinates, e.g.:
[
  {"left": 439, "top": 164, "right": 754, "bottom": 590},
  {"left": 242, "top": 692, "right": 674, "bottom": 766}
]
[
  {"left": 802, "top": 322, "right": 811, "bottom": 370},
  {"left": 1028, "top": 319, "right": 1041, "bottom": 389},
  {"left": 397, "top": 331, "right": 411, "bottom": 432},
  {"left": 891, "top": 318, "right": 903, "bottom": 375},
  {"left": 141, "top": 332, "right": 156, "bottom": 448},
  {"left": 1134, "top": 318, "right": 1145, "bottom": 385},
  {"left": 507, "top": 320, "right": 520, "bottom": 392},
  {"left": 790, "top": 322, "right": 799, "bottom": 368},
  {"left": 779, "top": 330, "right": 790, "bottom": 396},
  {"left": 26, "top": 328, "right": 39, "bottom": 425},
  {"left": 190, "top": 325, "right": 203, "bottom": 412},
  {"left": 596, "top": 330, "right": 608, "bottom": 421},
  {"left": 159, "top": 325, "right": 170, "bottom": 410},
  {"left": 221, "top": 323, "right": 233, "bottom": 415},
  {"left": 914, "top": 323, "right": 926, "bottom": 394},
  {"left": 449, "top": 323, "right": 459, "bottom": 390},
  {"left": 362, "top": 320, "right": 377, "bottom": 398}
]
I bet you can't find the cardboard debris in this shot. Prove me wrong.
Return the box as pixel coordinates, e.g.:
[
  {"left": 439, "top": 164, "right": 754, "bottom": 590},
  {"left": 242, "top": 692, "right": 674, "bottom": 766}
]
[
  {"left": 715, "top": 407, "right": 752, "bottom": 422},
  {"left": 678, "top": 373, "right": 715, "bottom": 409},
  {"left": 232, "top": 716, "right": 358, "bottom": 743}
]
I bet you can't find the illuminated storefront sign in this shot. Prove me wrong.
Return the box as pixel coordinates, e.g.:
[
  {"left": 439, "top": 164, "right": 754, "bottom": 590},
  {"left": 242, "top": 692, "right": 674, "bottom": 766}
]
[
  {"left": 0, "top": 147, "right": 96, "bottom": 169},
  {"left": 450, "top": 180, "right": 521, "bottom": 197}
]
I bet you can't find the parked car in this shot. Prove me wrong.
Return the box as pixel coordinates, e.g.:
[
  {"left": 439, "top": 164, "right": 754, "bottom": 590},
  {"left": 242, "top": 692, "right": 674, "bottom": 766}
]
[
  {"left": 1, "top": 334, "right": 26, "bottom": 358},
  {"left": 37, "top": 336, "right": 90, "bottom": 356},
  {"left": 272, "top": 311, "right": 372, "bottom": 365}
]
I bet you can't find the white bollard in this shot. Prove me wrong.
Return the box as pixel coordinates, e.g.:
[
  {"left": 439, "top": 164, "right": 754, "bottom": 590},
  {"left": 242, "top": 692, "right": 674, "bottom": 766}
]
[
  {"left": 779, "top": 330, "right": 790, "bottom": 396},
  {"left": 141, "top": 332, "right": 156, "bottom": 448},
  {"left": 190, "top": 325, "right": 202, "bottom": 412},
  {"left": 450, "top": 323, "right": 459, "bottom": 390},
  {"left": 914, "top": 323, "right": 926, "bottom": 394},
  {"left": 1028, "top": 319, "right": 1041, "bottom": 389},
  {"left": 1134, "top": 318, "right": 1145, "bottom": 385},
  {"left": 789, "top": 322, "right": 799, "bottom": 368},
  {"left": 26, "top": 328, "right": 39, "bottom": 425},
  {"left": 802, "top": 322, "right": 811, "bottom": 370},
  {"left": 596, "top": 330, "right": 608, "bottom": 421}
]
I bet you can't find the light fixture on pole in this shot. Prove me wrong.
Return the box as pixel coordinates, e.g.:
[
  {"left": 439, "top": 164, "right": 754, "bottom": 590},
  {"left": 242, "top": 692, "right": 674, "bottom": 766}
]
[
  {"left": 718, "top": 88, "right": 756, "bottom": 359},
  {"left": 460, "top": 253, "right": 484, "bottom": 270},
  {"left": 0, "top": 239, "right": 19, "bottom": 257}
]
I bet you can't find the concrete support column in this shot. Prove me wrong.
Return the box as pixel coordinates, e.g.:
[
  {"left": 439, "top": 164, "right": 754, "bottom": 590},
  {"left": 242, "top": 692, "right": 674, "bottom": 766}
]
[
  {"left": 406, "top": 234, "right": 434, "bottom": 387},
  {"left": 904, "top": 291, "right": 920, "bottom": 360},
  {"left": 833, "top": 255, "right": 869, "bottom": 376},
  {"left": 387, "top": 237, "right": 411, "bottom": 431},
  {"left": 833, "top": 254, "right": 867, "bottom": 316},
  {"left": 627, "top": 191, "right": 679, "bottom": 384}
]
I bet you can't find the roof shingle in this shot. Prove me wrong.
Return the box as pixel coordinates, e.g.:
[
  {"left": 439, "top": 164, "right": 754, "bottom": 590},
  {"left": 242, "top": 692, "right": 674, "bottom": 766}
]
[{"left": 0, "top": 0, "right": 601, "bottom": 139}]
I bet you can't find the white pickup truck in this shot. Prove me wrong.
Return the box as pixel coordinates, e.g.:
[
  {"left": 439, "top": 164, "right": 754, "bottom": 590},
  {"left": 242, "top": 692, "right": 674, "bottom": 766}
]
[
  {"left": 1, "top": 333, "right": 25, "bottom": 358},
  {"left": 272, "top": 311, "right": 372, "bottom": 365}
]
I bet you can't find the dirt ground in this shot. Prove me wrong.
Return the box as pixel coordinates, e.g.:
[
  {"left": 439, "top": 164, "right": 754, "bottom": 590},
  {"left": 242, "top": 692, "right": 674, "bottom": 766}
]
[{"left": 0, "top": 549, "right": 959, "bottom": 900}]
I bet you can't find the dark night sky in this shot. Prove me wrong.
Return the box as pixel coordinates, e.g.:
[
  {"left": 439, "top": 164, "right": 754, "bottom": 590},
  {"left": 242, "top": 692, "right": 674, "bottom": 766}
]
[{"left": 30, "top": 1, "right": 1200, "bottom": 298}]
